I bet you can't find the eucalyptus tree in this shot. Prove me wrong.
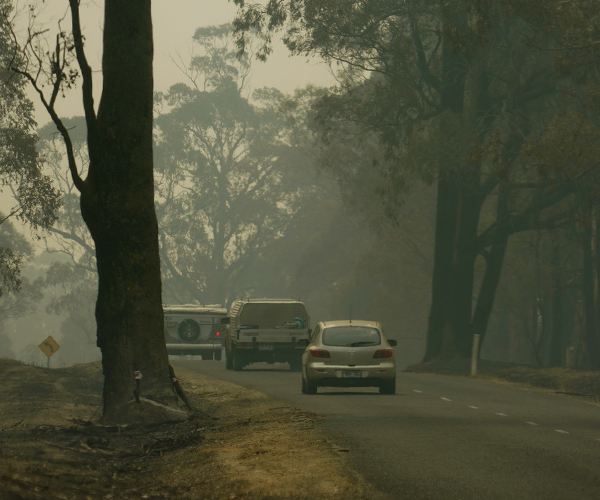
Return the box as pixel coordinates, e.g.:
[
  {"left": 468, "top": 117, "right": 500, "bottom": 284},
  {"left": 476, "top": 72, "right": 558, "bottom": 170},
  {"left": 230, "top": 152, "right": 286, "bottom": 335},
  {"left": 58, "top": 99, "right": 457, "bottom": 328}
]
[
  {"left": 0, "top": 217, "right": 44, "bottom": 359},
  {"left": 0, "top": 0, "right": 60, "bottom": 294},
  {"left": 154, "top": 25, "right": 330, "bottom": 306},
  {"left": 12, "top": 0, "right": 179, "bottom": 423}
]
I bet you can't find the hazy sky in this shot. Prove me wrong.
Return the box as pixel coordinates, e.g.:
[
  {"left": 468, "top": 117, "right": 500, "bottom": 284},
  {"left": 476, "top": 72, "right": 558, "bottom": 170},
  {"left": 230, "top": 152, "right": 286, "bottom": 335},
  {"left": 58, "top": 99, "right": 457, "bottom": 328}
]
[{"left": 25, "top": 0, "right": 335, "bottom": 124}]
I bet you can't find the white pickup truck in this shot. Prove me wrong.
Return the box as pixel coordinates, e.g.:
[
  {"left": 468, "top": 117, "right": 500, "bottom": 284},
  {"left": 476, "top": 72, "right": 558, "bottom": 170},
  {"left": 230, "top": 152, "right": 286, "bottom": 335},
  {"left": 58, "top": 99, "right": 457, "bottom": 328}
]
[{"left": 224, "top": 299, "right": 311, "bottom": 371}]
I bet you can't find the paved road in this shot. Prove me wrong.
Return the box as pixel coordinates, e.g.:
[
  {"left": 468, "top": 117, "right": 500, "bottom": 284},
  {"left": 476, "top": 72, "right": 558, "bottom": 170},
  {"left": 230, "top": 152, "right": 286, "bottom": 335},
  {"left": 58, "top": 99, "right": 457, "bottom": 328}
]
[{"left": 173, "top": 358, "right": 600, "bottom": 500}]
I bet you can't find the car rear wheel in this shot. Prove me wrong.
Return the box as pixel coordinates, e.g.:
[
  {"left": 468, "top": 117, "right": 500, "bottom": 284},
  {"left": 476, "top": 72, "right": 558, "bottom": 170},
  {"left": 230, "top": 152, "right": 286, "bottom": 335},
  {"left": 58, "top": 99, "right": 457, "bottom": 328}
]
[
  {"left": 305, "top": 375, "right": 317, "bottom": 395},
  {"left": 214, "top": 349, "right": 222, "bottom": 361},
  {"left": 232, "top": 348, "right": 244, "bottom": 371},
  {"left": 379, "top": 377, "right": 396, "bottom": 395},
  {"left": 225, "top": 349, "right": 233, "bottom": 370}
]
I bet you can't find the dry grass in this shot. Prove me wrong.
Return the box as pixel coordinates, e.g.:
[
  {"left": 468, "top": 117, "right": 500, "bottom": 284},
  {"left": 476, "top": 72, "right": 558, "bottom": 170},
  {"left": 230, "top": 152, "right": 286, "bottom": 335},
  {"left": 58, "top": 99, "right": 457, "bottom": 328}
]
[{"left": 0, "top": 358, "right": 389, "bottom": 500}]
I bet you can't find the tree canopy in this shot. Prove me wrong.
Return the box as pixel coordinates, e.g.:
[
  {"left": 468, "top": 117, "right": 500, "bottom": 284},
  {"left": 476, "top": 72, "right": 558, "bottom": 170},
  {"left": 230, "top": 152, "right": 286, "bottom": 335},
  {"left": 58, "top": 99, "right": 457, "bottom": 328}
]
[
  {"left": 0, "top": 0, "right": 60, "bottom": 297},
  {"left": 232, "top": 0, "right": 600, "bottom": 366}
]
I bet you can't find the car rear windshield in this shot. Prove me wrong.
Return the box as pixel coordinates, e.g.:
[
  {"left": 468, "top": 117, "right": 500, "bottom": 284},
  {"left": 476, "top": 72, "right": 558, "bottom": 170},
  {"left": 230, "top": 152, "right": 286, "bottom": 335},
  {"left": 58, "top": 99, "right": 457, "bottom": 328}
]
[
  {"left": 322, "top": 326, "right": 381, "bottom": 347},
  {"left": 238, "top": 303, "right": 308, "bottom": 329}
]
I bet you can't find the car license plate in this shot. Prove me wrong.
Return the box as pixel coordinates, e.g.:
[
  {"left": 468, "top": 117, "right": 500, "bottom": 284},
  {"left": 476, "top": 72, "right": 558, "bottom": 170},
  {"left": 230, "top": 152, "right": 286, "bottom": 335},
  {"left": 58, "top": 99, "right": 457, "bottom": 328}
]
[
  {"left": 258, "top": 344, "right": 274, "bottom": 351},
  {"left": 342, "top": 371, "right": 362, "bottom": 378}
]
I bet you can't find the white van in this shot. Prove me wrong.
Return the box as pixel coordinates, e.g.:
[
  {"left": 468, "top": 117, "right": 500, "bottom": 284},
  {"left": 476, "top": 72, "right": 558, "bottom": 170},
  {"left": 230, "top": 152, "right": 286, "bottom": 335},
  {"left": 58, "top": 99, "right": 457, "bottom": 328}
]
[{"left": 164, "top": 304, "right": 229, "bottom": 360}]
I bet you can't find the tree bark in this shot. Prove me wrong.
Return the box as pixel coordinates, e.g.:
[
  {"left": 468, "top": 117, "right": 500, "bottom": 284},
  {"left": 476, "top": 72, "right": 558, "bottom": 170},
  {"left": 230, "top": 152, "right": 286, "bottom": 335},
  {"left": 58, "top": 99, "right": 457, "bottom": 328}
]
[
  {"left": 79, "top": 0, "right": 178, "bottom": 422},
  {"left": 423, "top": 171, "right": 459, "bottom": 361},
  {"left": 422, "top": 1, "right": 469, "bottom": 362},
  {"left": 471, "top": 237, "right": 508, "bottom": 346}
]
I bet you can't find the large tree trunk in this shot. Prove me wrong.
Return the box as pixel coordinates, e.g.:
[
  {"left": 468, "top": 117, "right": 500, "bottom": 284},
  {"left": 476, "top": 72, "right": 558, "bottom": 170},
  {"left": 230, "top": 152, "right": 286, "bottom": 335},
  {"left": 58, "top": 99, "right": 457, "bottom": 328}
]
[
  {"left": 423, "top": 172, "right": 459, "bottom": 361},
  {"left": 80, "top": 0, "right": 178, "bottom": 422},
  {"left": 424, "top": 170, "right": 482, "bottom": 362},
  {"left": 423, "top": 1, "right": 468, "bottom": 362},
  {"left": 471, "top": 237, "right": 508, "bottom": 347},
  {"left": 423, "top": 1, "right": 496, "bottom": 362},
  {"left": 471, "top": 182, "right": 510, "bottom": 348}
]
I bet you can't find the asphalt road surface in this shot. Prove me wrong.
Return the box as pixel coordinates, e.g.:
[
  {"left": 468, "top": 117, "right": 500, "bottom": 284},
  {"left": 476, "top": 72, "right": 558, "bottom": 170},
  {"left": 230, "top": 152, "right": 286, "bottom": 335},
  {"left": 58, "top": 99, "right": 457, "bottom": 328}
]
[{"left": 173, "top": 357, "right": 600, "bottom": 500}]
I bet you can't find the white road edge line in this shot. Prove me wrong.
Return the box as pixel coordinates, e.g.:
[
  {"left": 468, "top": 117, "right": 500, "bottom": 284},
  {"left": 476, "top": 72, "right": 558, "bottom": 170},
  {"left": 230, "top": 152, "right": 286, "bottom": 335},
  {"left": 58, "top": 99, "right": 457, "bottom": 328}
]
[
  {"left": 526, "top": 422, "right": 538, "bottom": 426},
  {"left": 468, "top": 406, "right": 479, "bottom": 409},
  {"left": 554, "top": 430, "right": 569, "bottom": 434},
  {"left": 413, "top": 390, "right": 423, "bottom": 393},
  {"left": 496, "top": 413, "right": 508, "bottom": 417},
  {"left": 440, "top": 397, "right": 452, "bottom": 402}
]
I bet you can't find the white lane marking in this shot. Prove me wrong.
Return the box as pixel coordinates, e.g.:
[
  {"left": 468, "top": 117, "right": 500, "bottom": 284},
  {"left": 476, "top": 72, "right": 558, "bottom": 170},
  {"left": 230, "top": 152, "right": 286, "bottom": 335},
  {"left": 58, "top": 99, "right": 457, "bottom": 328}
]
[
  {"left": 526, "top": 422, "right": 538, "bottom": 426},
  {"left": 496, "top": 413, "right": 508, "bottom": 417},
  {"left": 468, "top": 406, "right": 479, "bottom": 410},
  {"left": 554, "top": 430, "right": 569, "bottom": 434},
  {"left": 440, "top": 397, "right": 452, "bottom": 402},
  {"left": 413, "top": 390, "right": 423, "bottom": 393}
]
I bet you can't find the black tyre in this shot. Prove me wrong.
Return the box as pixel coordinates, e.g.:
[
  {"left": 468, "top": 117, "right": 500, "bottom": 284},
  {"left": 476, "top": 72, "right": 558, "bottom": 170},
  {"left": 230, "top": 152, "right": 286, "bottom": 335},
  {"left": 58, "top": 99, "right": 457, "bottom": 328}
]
[
  {"left": 225, "top": 349, "right": 233, "bottom": 370},
  {"left": 214, "top": 349, "right": 222, "bottom": 361},
  {"left": 177, "top": 319, "right": 201, "bottom": 342},
  {"left": 305, "top": 375, "right": 317, "bottom": 395},
  {"left": 379, "top": 377, "right": 396, "bottom": 395},
  {"left": 232, "top": 348, "right": 244, "bottom": 371},
  {"left": 301, "top": 376, "right": 307, "bottom": 394}
]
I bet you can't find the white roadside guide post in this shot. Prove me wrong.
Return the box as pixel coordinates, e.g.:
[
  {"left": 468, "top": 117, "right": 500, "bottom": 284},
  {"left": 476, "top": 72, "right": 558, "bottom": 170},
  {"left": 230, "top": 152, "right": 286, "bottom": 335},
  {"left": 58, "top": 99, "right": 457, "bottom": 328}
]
[
  {"left": 470, "top": 334, "right": 481, "bottom": 376},
  {"left": 38, "top": 336, "right": 60, "bottom": 368}
]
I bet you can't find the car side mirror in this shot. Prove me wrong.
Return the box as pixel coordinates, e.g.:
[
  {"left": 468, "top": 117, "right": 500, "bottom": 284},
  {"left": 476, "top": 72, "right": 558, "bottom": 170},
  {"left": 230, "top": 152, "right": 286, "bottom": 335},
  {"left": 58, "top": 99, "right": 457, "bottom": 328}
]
[
  {"left": 388, "top": 339, "right": 397, "bottom": 347},
  {"left": 298, "top": 339, "right": 310, "bottom": 347},
  {"left": 220, "top": 317, "right": 230, "bottom": 325}
]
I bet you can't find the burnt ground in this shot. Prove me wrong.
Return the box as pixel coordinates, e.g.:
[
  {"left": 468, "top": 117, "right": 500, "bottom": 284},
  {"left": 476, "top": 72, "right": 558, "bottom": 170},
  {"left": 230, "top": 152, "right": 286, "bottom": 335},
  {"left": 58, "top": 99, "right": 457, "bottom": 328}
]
[{"left": 0, "top": 359, "right": 389, "bottom": 500}]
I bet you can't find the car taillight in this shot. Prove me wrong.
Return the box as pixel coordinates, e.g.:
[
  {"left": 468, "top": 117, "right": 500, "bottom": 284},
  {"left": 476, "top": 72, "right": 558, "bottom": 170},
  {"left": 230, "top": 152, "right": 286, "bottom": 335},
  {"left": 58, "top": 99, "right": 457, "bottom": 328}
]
[
  {"left": 374, "top": 349, "right": 393, "bottom": 359},
  {"left": 309, "top": 348, "right": 330, "bottom": 358},
  {"left": 215, "top": 331, "right": 221, "bottom": 337}
]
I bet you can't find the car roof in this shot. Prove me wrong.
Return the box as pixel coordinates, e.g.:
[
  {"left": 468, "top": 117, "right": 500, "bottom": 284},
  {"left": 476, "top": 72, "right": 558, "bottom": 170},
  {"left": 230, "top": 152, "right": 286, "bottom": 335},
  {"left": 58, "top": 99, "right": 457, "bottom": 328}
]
[
  {"left": 163, "top": 304, "right": 228, "bottom": 315},
  {"left": 320, "top": 319, "right": 381, "bottom": 329}
]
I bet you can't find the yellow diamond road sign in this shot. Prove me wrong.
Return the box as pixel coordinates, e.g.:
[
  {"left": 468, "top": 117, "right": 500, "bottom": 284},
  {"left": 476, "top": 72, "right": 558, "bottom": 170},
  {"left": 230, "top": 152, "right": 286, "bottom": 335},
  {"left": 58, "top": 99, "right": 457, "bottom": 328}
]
[{"left": 39, "top": 336, "right": 60, "bottom": 357}]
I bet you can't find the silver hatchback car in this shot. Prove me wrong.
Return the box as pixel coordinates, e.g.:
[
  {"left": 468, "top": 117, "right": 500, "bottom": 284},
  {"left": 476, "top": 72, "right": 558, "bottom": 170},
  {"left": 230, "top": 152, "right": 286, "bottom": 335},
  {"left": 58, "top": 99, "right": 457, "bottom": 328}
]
[{"left": 299, "top": 320, "right": 397, "bottom": 394}]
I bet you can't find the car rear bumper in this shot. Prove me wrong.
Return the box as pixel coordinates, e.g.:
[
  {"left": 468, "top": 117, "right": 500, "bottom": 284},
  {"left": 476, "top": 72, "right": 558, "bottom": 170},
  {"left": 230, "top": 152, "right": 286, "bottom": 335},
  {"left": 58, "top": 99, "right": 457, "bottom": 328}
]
[
  {"left": 305, "top": 361, "right": 396, "bottom": 386},
  {"left": 167, "top": 343, "right": 223, "bottom": 355}
]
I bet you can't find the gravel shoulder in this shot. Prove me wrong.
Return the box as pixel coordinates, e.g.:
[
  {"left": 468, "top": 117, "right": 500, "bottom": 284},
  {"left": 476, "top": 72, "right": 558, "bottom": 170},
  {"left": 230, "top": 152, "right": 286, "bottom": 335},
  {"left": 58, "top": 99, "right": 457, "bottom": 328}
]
[{"left": 0, "top": 359, "right": 390, "bottom": 500}]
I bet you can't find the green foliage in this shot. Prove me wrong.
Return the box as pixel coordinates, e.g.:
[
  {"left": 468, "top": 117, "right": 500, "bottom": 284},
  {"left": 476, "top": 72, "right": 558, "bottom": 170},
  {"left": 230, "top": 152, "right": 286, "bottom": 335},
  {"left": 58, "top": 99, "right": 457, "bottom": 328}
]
[
  {"left": 0, "top": 220, "right": 44, "bottom": 353},
  {"left": 233, "top": 0, "right": 600, "bottom": 364},
  {"left": 154, "top": 25, "right": 337, "bottom": 305},
  {"left": 0, "top": 1, "right": 60, "bottom": 232},
  {"left": 155, "top": 81, "right": 322, "bottom": 303},
  {"left": 0, "top": 0, "right": 60, "bottom": 304}
]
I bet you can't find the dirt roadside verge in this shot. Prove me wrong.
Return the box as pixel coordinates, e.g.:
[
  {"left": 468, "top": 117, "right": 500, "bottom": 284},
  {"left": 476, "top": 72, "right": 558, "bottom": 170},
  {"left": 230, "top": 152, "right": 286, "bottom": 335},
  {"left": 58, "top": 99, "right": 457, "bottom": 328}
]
[{"left": 0, "top": 359, "right": 390, "bottom": 500}]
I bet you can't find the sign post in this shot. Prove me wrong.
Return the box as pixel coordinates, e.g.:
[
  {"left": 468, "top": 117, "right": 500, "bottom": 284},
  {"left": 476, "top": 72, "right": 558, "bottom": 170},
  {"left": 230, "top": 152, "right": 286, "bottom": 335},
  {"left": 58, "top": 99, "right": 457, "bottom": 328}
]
[{"left": 38, "top": 335, "right": 60, "bottom": 368}]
